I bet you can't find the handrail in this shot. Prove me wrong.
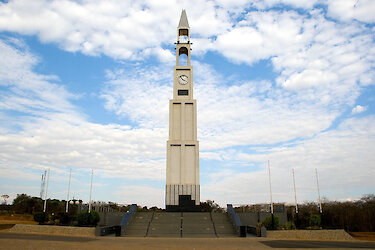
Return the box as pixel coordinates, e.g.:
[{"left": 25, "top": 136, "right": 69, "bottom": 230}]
[
  {"left": 95, "top": 204, "right": 137, "bottom": 237},
  {"left": 227, "top": 204, "right": 242, "bottom": 227},
  {"left": 120, "top": 204, "right": 137, "bottom": 236},
  {"left": 227, "top": 204, "right": 246, "bottom": 237}
]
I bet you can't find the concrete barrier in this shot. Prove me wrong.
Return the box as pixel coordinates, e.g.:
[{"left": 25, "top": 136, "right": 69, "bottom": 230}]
[
  {"left": 267, "top": 229, "right": 353, "bottom": 240},
  {"left": 4, "top": 224, "right": 95, "bottom": 237}
]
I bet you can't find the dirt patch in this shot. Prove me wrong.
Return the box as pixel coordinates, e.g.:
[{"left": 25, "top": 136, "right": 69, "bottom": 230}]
[
  {"left": 3, "top": 224, "right": 95, "bottom": 237},
  {"left": 0, "top": 220, "right": 37, "bottom": 225},
  {"left": 350, "top": 232, "right": 375, "bottom": 241},
  {"left": 267, "top": 229, "right": 353, "bottom": 240},
  {"left": 0, "top": 215, "right": 37, "bottom": 225}
]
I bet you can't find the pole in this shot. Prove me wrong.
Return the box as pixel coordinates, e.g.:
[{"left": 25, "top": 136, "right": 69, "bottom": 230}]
[
  {"left": 315, "top": 168, "right": 322, "bottom": 213},
  {"left": 65, "top": 168, "right": 72, "bottom": 213},
  {"left": 268, "top": 160, "right": 273, "bottom": 214},
  {"left": 89, "top": 169, "right": 93, "bottom": 213},
  {"left": 43, "top": 168, "right": 50, "bottom": 213},
  {"left": 292, "top": 169, "right": 298, "bottom": 214}
]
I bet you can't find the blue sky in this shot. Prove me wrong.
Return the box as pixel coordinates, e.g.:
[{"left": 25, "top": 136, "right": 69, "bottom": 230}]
[{"left": 0, "top": 0, "right": 374, "bottom": 208}]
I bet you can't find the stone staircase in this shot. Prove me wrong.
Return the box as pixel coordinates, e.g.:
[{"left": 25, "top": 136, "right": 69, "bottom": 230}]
[
  {"left": 123, "top": 212, "right": 236, "bottom": 238},
  {"left": 182, "top": 212, "right": 215, "bottom": 238},
  {"left": 123, "top": 212, "right": 153, "bottom": 237},
  {"left": 148, "top": 212, "right": 181, "bottom": 237},
  {"left": 211, "top": 213, "right": 238, "bottom": 237}
]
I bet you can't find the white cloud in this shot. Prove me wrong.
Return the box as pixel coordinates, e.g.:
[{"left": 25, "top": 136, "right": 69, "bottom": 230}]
[
  {"left": 1, "top": 1, "right": 374, "bottom": 207},
  {"left": 214, "top": 9, "right": 374, "bottom": 100},
  {"left": 204, "top": 116, "right": 375, "bottom": 206},
  {"left": 114, "top": 185, "right": 165, "bottom": 207},
  {"left": 0, "top": 38, "right": 79, "bottom": 121},
  {"left": 326, "top": 0, "right": 375, "bottom": 23},
  {"left": 0, "top": 0, "right": 178, "bottom": 59},
  {"left": 0, "top": 38, "right": 167, "bottom": 187},
  {"left": 0, "top": 0, "right": 233, "bottom": 60},
  {"left": 101, "top": 66, "right": 171, "bottom": 129},
  {"left": 352, "top": 105, "right": 367, "bottom": 114},
  {"left": 251, "top": 0, "right": 319, "bottom": 9}
]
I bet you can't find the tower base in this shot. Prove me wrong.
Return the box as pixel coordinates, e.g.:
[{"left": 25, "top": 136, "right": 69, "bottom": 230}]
[{"left": 166, "top": 195, "right": 201, "bottom": 212}]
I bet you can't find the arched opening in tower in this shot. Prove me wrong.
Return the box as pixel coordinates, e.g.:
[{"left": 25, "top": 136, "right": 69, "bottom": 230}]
[
  {"left": 178, "top": 47, "right": 188, "bottom": 66},
  {"left": 179, "top": 29, "right": 189, "bottom": 43}
]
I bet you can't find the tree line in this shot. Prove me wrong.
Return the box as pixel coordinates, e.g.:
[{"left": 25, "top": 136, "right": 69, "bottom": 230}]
[
  {"left": 2, "top": 194, "right": 374, "bottom": 231},
  {"left": 287, "top": 194, "right": 375, "bottom": 232}
]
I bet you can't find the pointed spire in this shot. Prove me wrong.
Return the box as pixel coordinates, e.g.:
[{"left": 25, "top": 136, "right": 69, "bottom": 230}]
[{"left": 178, "top": 9, "right": 189, "bottom": 28}]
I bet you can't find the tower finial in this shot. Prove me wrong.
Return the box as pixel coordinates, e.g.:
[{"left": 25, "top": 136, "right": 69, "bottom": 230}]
[{"left": 178, "top": 9, "right": 189, "bottom": 28}]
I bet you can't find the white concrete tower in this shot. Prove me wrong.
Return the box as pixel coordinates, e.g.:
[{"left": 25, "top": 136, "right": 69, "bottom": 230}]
[{"left": 166, "top": 10, "right": 200, "bottom": 211}]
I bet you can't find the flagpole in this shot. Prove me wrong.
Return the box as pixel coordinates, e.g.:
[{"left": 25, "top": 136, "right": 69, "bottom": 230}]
[
  {"left": 315, "top": 168, "right": 322, "bottom": 213},
  {"left": 268, "top": 160, "right": 273, "bottom": 214},
  {"left": 292, "top": 169, "right": 298, "bottom": 213},
  {"left": 65, "top": 168, "right": 72, "bottom": 213},
  {"left": 43, "top": 168, "right": 50, "bottom": 213},
  {"left": 89, "top": 169, "right": 93, "bottom": 213}
]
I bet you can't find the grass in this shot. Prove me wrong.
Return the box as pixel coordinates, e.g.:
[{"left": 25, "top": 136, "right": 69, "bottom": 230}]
[{"left": 0, "top": 214, "right": 38, "bottom": 225}]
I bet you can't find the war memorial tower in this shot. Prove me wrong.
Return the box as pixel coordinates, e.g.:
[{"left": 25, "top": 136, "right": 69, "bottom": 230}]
[{"left": 166, "top": 10, "right": 200, "bottom": 211}]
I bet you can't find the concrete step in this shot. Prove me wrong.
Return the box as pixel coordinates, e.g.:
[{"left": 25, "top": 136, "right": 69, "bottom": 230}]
[
  {"left": 123, "top": 212, "right": 154, "bottom": 237},
  {"left": 211, "top": 213, "right": 237, "bottom": 237},
  {"left": 123, "top": 211, "right": 236, "bottom": 238},
  {"left": 181, "top": 212, "right": 215, "bottom": 238},
  {"left": 148, "top": 212, "right": 181, "bottom": 237}
]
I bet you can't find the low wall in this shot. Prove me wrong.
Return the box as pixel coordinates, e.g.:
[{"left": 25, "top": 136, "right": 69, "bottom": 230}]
[
  {"left": 4, "top": 224, "right": 95, "bottom": 237},
  {"left": 267, "top": 229, "right": 353, "bottom": 240},
  {"left": 238, "top": 212, "right": 287, "bottom": 227}
]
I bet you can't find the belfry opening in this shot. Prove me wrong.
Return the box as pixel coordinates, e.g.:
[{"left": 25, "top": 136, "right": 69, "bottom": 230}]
[{"left": 178, "top": 47, "right": 188, "bottom": 66}]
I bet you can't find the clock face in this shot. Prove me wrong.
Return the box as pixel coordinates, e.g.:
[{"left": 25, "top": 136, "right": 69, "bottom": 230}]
[{"left": 178, "top": 75, "right": 188, "bottom": 85}]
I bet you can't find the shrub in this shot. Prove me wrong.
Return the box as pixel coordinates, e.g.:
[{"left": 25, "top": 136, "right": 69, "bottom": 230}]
[
  {"left": 262, "top": 214, "right": 280, "bottom": 230},
  {"left": 309, "top": 214, "right": 321, "bottom": 227},
  {"left": 77, "top": 211, "right": 100, "bottom": 227},
  {"left": 57, "top": 212, "right": 72, "bottom": 225},
  {"left": 34, "top": 212, "right": 48, "bottom": 224},
  {"left": 282, "top": 221, "right": 296, "bottom": 230}
]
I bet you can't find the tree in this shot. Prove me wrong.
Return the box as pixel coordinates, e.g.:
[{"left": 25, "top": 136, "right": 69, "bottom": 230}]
[
  {"left": 1, "top": 194, "right": 9, "bottom": 204},
  {"left": 77, "top": 211, "right": 100, "bottom": 227},
  {"left": 200, "top": 200, "right": 223, "bottom": 212},
  {"left": 34, "top": 212, "right": 48, "bottom": 225},
  {"left": 309, "top": 214, "right": 321, "bottom": 228},
  {"left": 262, "top": 214, "right": 280, "bottom": 230},
  {"left": 12, "top": 194, "right": 43, "bottom": 214}
]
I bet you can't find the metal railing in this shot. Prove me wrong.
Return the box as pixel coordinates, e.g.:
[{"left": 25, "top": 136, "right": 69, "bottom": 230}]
[
  {"left": 227, "top": 204, "right": 246, "bottom": 237},
  {"left": 120, "top": 204, "right": 137, "bottom": 236},
  {"left": 95, "top": 203, "right": 137, "bottom": 237}
]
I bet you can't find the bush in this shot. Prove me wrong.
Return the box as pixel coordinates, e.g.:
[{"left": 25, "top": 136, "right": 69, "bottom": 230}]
[
  {"left": 282, "top": 221, "right": 296, "bottom": 230},
  {"left": 256, "top": 222, "right": 262, "bottom": 236},
  {"left": 34, "top": 212, "right": 48, "bottom": 224},
  {"left": 309, "top": 214, "right": 321, "bottom": 227},
  {"left": 57, "top": 212, "right": 72, "bottom": 225},
  {"left": 13, "top": 194, "right": 43, "bottom": 214},
  {"left": 77, "top": 211, "right": 100, "bottom": 227},
  {"left": 262, "top": 214, "right": 280, "bottom": 230}
]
